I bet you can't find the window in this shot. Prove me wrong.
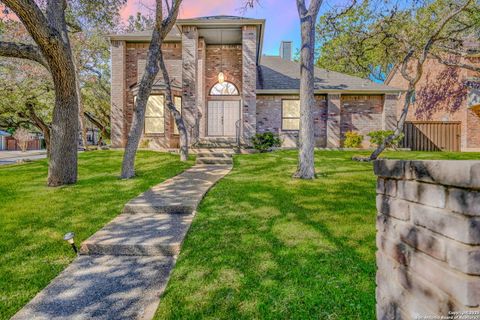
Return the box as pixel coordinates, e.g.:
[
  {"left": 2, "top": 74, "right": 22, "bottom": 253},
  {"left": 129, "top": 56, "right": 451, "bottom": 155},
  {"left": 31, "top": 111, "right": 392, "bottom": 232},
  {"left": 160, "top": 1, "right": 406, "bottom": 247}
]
[
  {"left": 144, "top": 95, "right": 165, "bottom": 134},
  {"left": 210, "top": 81, "right": 239, "bottom": 96},
  {"left": 282, "top": 100, "right": 300, "bottom": 130},
  {"left": 173, "top": 96, "right": 182, "bottom": 135}
]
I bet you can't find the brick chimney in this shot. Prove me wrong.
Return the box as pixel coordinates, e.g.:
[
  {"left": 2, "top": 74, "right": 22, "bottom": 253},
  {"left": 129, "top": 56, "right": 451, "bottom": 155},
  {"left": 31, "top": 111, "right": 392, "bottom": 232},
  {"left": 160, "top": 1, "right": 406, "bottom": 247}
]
[{"left": 280, "top": 41, "right": 292, "bottom": 61}]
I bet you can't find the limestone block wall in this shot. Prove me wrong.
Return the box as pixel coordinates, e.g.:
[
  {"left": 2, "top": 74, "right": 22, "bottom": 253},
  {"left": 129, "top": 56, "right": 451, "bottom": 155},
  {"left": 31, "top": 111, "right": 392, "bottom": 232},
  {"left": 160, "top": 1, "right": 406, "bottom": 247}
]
[{"left": 374, "top": 160, "right": 480, "bottom": 319}]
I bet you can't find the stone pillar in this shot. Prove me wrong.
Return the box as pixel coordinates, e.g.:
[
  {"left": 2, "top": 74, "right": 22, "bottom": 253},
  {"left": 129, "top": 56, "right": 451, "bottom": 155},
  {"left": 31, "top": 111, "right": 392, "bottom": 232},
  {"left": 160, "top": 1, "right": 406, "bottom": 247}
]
[
  {"left": 197, "top": 37, "right": 206, "bottom": 139},
  {"left": 182, "top": 26, "right": 198, "bottom": 144},
  {"left": 382, "top": 94, "right": 398, "bottom": 131},
  {"left": 374, "top": 160, "right": 480, "bottom": 319},
  {"left": 110, "top": 40, "right": 126, "bottom": 148},
  {"left": 242, "top": 25, "right": 257, "bottom": 144},
  {"left": 326, "top": 94, "right": 341, "bottom": 148}
]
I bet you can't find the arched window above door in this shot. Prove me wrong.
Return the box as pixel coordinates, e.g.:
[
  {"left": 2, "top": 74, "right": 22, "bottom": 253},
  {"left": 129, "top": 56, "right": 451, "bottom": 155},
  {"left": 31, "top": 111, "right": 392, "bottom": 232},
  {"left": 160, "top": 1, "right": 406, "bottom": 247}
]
[{"left": 210, "top": 81, "right": 239, "bottom": 96}]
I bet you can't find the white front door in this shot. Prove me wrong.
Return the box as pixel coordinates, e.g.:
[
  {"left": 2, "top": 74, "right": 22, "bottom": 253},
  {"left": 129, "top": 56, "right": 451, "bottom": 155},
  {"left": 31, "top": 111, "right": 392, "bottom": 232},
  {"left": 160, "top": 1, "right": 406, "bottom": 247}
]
[{"left": 207, "top": 101, "right": 240, "bottom": 137}]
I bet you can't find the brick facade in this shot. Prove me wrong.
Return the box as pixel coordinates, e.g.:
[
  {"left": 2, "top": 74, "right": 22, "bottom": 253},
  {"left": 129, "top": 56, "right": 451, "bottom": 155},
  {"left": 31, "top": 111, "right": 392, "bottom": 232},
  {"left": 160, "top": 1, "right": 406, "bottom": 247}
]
[
  {"left": 387, "top": 57, "right": 480, "bottom": 151},
  {"left": 341, "top": 95, "right": 384, "bottom": 147},
  {"left": 110, "top": 18, "right": 399, "bottom": 150},
  {"left": 375, "top": 160, "right": 480, "bottom": 318},
  {"left": 256, "top": 95, "right": 327, "bottom": 147}
]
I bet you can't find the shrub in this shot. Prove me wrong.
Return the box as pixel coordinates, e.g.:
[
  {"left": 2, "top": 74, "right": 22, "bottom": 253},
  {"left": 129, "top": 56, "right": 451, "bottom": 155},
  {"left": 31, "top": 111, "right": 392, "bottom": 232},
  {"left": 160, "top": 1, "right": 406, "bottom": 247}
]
[
  {"left": 251, "top": 132, "right": 281, "bottom": 152},
  {"left": 343, "top": 131, "right": 363, "bottom": 148},
  {"left": 367, "top": 130, "right": 404, "bottom": 149}
]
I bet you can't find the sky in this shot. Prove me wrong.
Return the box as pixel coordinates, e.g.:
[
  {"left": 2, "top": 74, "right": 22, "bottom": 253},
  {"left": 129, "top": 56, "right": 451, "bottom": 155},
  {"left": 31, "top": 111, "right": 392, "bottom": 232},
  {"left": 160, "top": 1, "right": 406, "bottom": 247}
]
[{"left": 120, "top": 0, "right": 325, "bottom": 56}]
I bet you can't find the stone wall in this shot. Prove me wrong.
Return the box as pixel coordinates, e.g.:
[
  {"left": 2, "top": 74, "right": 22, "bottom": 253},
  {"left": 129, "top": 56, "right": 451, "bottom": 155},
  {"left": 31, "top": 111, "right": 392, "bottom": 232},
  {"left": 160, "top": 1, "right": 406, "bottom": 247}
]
[{"left": 374, "top": 160, "right": 480, "bottom": 319}]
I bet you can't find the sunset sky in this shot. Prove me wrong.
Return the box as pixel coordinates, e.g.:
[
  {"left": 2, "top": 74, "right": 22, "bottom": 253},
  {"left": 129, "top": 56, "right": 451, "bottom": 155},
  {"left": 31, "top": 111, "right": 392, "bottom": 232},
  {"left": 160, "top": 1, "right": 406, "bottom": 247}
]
[{"left": 120, "top": 0, "right": 323, "bottom": 56}]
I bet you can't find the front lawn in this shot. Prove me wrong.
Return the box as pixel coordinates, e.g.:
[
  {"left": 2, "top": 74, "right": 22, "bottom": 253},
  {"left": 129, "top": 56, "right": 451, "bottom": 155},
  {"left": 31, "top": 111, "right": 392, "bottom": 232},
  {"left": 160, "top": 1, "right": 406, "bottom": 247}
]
[
  {"left": 155, "top": 150, "right": 480, "bottom": 319},
  {"left": 0, "top": 151, "right": 193, "bottom": 319}
]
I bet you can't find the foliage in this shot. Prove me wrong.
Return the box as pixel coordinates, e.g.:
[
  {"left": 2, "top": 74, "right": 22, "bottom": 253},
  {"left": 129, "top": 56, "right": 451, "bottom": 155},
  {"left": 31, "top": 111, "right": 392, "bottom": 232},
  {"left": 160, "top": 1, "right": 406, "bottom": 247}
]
[
  {"left": 12, "top": 128, "right": 32, "bottom": 152},
  {"left": 343, "top": 131, "right": 363, "bottom": 148},
  {"left": 251, "top": 132, "right": 282, "bottom": 152},
  {"left": 316, "top": 0, "right": 480, "bottom": 81},
  {"left": 0, "top": 151, "right": 194, "bottom": 319},
  {"left": 154, "top": 150, "right": 480, "bottom": 319},
  {"left": 367, "top": 130, "right": 404, "bottom": 148}
]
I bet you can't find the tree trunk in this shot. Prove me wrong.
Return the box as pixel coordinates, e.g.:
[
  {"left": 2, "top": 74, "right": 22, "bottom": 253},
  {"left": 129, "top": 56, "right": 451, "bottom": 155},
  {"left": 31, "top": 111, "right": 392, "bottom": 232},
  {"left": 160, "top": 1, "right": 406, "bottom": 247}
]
[
  {"left": 158, "top": 47, "right": 188, "bottom": 161},
  {"left": 293, "top": 11, "right": 317, "bottom": 179},
  {"left": 121, "top": 33, "right": 163, "bottom": 178},
  {"left": 25, "top": 102, "right": 52, "bottom": 157},
  {"left": 121, "top": 0, "right": 181, "bottom": 178},
  {"left": 75, "top": 66, "right": 88, "bottom": 150},
  {"left": 369, "top": 86, "right": 414, "bottom": 161},
  {"left": 2, "top": 0, "right": 79, "bottom": 187}
]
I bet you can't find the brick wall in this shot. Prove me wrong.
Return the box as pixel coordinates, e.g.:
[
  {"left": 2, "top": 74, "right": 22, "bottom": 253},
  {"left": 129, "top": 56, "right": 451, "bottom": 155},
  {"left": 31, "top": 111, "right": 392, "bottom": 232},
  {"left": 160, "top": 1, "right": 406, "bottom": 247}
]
[
  {"left": 110, "top": 40, "right": 126, "bottom": 148},
  {"left": 205, "top": 44, "right": 243, "bottom": 96},
  {"left": 124, "top": 42, "right": 182, "bottom": 139},
  {"left": 374, "top": 160, "right": 480, "bottom": 319},
  {"left": 256, "top": 95, "right": 327, "bottom": 147},
  {"left": 467, "top": 108, "right": 480, "bottom": 150},
  {"left": 341, "top": 95, "right": 384, "bottom": 147},
  {"left": 182, "top": 26, "right": 199, "bottom": 143},
  {"left": 242, "top": 26, "right": 257, "bottom": 142}
]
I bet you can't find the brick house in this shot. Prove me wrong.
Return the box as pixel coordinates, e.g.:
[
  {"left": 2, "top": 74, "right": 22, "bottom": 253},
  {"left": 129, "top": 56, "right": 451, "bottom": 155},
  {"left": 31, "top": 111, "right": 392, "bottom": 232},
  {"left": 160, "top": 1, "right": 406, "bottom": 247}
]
[
  {"left": 385, "top": 49, "right": 480, "bottom": 151},
  {"left": 109, "top": 15, "right": 401, "bottom": 149}
]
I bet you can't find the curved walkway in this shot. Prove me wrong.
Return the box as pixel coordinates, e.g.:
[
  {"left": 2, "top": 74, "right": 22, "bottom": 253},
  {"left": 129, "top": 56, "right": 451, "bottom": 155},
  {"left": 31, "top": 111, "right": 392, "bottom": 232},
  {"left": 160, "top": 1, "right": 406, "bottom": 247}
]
[{"left": 12, "top": 164, "right": 232, "bottom": 320}]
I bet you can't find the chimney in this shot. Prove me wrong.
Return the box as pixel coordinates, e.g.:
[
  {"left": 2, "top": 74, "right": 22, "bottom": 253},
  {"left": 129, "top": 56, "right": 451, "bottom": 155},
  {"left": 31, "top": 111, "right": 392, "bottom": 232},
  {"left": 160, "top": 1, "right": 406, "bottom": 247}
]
[{"left": 280, "top": 41, "right": 292, "bottom": 61}]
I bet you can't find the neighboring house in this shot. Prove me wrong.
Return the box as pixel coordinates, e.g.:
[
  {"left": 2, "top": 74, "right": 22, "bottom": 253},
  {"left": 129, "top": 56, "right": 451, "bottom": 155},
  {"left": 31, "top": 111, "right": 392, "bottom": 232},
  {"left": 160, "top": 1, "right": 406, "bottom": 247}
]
[
  {"left": 385, "top": 45, "right": 480, "bottom": 151},
  {"left": 108, "top": 15, "right": 401, "bottom": 149},
  {"left": 0, "top": 130, "right": 10, "bottom": 151}
]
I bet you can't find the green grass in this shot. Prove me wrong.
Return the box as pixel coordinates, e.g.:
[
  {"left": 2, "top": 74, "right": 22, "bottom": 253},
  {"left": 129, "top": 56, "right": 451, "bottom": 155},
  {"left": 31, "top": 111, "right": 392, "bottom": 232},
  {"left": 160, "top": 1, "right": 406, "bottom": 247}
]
[
  {"left": 155, "top": 150, "right": 480, "bottom": 320},
  {"left": 0, "top": 150, "right": 193, "bottom": 319}
]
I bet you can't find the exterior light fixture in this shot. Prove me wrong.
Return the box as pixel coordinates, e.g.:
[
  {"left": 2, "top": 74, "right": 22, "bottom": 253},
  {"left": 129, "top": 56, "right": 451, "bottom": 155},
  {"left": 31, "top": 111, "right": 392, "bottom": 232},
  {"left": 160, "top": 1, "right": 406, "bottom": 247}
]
[
  {"left": 218, "top": 72, "right": 225, "bottom": 84},
  {"left": 63, "top": 232, "right": 78, "bottom": 254}
]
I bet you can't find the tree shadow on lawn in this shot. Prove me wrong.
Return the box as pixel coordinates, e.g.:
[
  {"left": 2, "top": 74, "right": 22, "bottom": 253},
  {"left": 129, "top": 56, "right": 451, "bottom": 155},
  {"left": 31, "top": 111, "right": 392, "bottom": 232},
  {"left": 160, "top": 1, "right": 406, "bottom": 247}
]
[
  {"left": 0, "top": 151, "right": 193, "bottom": 319},
  {"left": 156, "top": 152, "right": 378, "bottom": 319}
]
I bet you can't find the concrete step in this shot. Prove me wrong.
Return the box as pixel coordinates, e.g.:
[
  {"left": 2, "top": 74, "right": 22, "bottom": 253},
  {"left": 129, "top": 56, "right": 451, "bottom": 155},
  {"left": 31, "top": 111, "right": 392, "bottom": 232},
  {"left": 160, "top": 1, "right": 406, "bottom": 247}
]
[
  {"left": 190, "top": 148, "right": 236, "bottom": 154},
  {"left": 12, "top": 255, "right": 174, "bottom": 320},
  {"left": 196, "top": 157, "right": 233, "bottom": 165},
  {"left": 80, "top": 213, "right": 194, "bottom": 256},
  {"left": 196, "top": 152, "right": 233, "bottom": 158}
]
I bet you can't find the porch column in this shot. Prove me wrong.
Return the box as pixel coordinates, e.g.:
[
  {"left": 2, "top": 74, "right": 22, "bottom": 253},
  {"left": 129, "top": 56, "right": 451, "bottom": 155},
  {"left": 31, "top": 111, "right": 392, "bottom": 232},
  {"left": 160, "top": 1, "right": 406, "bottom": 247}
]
[
  {"left": 326, "top": 93, "right": 341, "bottom": 148},
  {"left": 242, "top": 25, "right": 257, "bottom": 144},
  {"left": 197, "top": 37, "right": 207, "bottom": 139},
  {"left": 110, "top": 40, "right": 126, "bottom": 148},
  {"left": 182, "top": 26, "right": 199, "bottom": 144},
  {"left": 382, "top": 94, "right": 398, "bottom": 130}
]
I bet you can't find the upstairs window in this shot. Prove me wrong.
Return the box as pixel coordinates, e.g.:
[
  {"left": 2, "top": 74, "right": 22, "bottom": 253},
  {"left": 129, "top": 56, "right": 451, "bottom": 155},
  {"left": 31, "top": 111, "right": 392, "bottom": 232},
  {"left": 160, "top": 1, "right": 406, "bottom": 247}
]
[
  {"left": 210, "top": 82, "right": 239, "bottom": 96},
  {"left": 282, "top": 100, "right": 300, "bottom": 130}
]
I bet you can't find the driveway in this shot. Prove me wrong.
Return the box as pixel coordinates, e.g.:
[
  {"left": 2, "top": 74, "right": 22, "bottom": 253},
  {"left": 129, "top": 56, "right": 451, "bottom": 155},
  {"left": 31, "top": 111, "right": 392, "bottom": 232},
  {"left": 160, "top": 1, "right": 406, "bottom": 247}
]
[{"left": 0, "top": 150, "right": 47, "bottom": 165}]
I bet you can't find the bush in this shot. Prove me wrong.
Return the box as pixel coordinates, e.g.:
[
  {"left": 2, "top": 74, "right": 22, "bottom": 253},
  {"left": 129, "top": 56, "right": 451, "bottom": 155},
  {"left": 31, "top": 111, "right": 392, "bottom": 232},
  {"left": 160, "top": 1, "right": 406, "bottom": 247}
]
[
  {"left": 343, "top": 131, "right": 363, "bottom": 148},
  {"left": 367, "top": 130, "right": 404, "bottom": 149},
  {"left": 251, "top": 132, "right": 281, "bottom": 152}
]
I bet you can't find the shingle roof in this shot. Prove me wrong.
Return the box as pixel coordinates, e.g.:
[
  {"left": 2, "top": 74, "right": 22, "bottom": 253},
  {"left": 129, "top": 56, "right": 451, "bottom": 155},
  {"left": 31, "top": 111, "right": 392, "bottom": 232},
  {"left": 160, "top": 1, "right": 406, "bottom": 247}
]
[{"left": 257, "top": 56, "right": 402, "bottom": 93}]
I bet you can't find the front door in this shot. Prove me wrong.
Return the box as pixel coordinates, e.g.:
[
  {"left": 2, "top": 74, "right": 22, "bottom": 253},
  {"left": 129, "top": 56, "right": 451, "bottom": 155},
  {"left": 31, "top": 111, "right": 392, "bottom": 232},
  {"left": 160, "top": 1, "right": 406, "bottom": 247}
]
[{"left": 207, "top": 100, "right": 240, "bottom": 137}]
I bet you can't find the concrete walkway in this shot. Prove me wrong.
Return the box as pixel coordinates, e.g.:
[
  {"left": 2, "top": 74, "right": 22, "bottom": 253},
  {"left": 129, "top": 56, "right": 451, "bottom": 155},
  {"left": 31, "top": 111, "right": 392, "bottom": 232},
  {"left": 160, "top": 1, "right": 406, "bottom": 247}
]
[{"left": 12, "top": 164, "right": 232, "bottom": 320}]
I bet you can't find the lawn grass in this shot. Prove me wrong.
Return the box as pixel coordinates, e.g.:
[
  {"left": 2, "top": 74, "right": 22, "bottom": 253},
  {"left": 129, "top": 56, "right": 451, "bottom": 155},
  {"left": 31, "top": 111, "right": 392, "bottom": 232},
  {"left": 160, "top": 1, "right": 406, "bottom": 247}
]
[
  {"left": 0, "top": 150, "right": 193, "bottom": 319},
  {"left": 155, "top": 150, "right": 480, "bottom": 320}
]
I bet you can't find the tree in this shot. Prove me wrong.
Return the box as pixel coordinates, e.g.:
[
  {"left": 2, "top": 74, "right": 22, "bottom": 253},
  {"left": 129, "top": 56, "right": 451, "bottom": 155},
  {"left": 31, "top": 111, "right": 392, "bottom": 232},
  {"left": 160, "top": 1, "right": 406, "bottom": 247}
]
[
  {"left": 317, "top": 0, "right": 479, "bottom": 160},
  {"left": 13, "top": 127, "right": 33, "bottom": 152},
  {"left": 0, "top": 0, "right": 79, "bottom": 186},
  {"left": 292, "top": 0, "right": 323, "bottom": 179},
  {"left": 121, "top": 0, "right": 183, "bottom": 179},
  {"left": 368, "top": 0, "right": 478, "bottom": 160}
]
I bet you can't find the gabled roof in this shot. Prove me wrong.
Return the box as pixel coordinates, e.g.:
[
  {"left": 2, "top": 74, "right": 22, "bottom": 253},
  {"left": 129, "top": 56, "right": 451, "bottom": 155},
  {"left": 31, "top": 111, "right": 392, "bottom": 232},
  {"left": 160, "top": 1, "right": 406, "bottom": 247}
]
[{"left": 257, "top": 56, "right": 402, "bottom": 94}]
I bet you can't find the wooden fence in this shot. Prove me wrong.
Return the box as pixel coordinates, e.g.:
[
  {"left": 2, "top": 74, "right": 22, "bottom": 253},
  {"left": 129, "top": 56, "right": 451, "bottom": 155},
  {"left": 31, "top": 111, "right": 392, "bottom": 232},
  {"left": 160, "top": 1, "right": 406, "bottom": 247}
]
[{"left": 400, "top": 121, "right": 461, "bottom": 152}]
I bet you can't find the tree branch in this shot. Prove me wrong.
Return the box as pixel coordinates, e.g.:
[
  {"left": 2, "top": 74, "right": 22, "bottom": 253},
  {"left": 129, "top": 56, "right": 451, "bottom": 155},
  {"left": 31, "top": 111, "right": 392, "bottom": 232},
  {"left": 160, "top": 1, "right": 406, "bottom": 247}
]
[
  {"left": 431, "top": 53, "right": 480, "bottom": 73},
  {"left": 0, "top": 41, "right": 50, "bottom": 70}
]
